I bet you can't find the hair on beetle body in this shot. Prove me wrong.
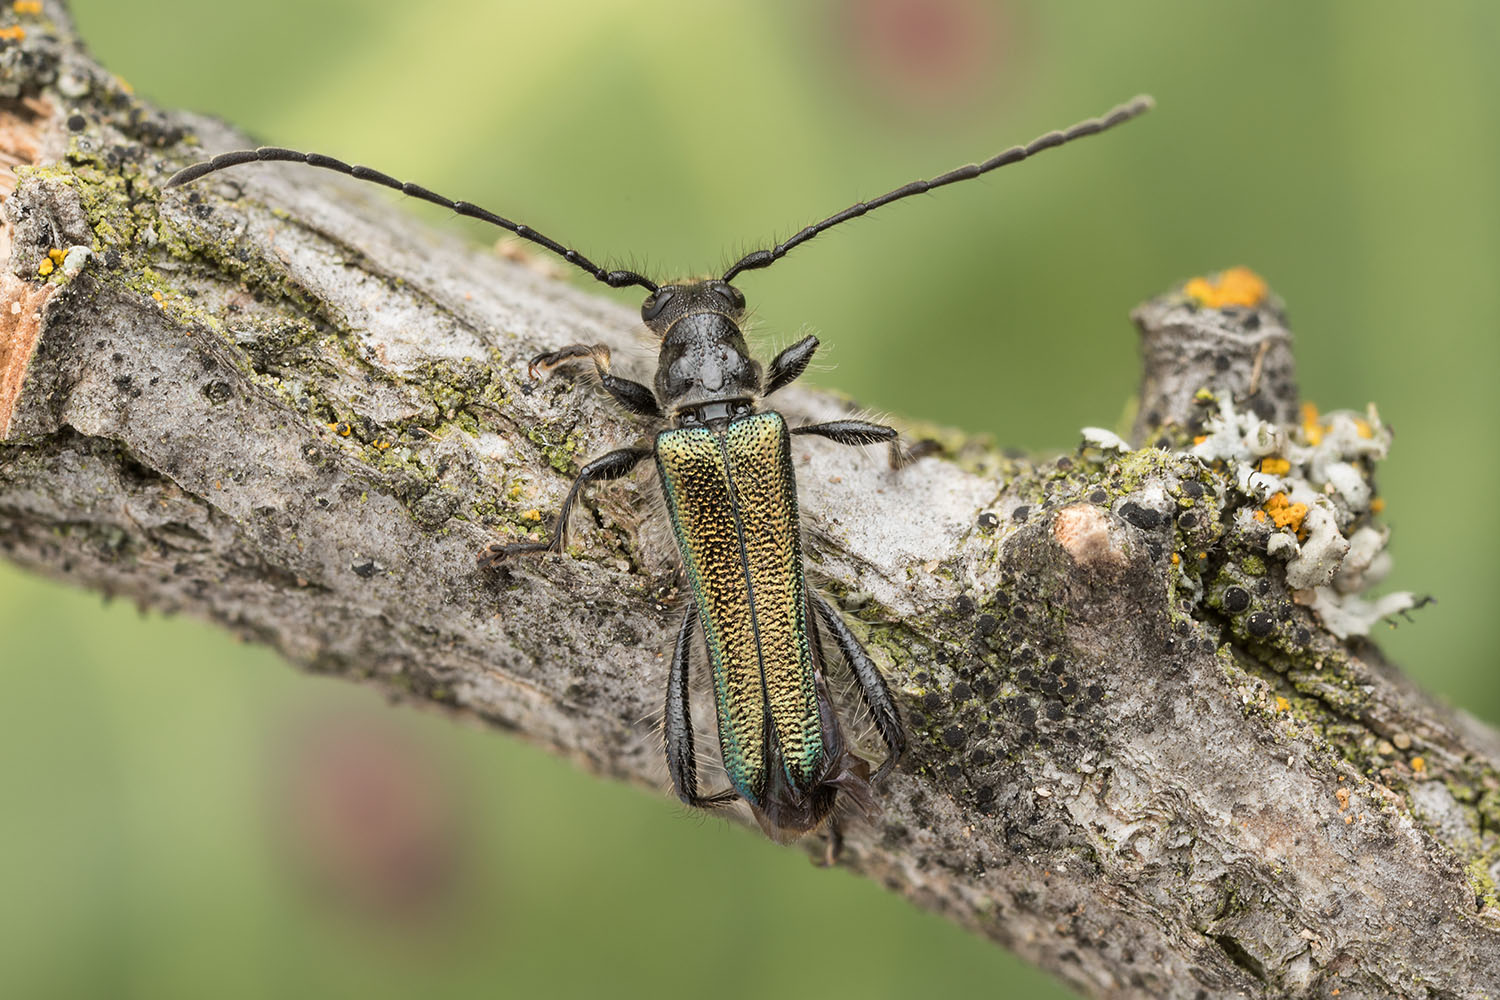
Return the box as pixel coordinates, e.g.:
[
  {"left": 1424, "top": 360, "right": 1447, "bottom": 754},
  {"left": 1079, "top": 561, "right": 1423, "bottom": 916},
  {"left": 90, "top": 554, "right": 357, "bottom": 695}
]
[{"left": 165, "top": 95, "right": 1153, "bottom": 858}]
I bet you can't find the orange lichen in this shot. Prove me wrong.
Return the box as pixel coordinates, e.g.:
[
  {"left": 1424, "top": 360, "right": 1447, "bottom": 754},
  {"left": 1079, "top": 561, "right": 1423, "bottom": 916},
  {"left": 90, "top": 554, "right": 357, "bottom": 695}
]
[
  {"left": 11, "top": 1, "right": 41, "bottom": 14},
  {"left": 1410, "top": 756, "right": 1426, "bottom": 774},
  {"left": 0, "top": 24, "right": 25, "bottom": 41},
  {"left": 1192, "top": 434, "right": 1208, "bottom": 446},
  {"left": 1274, "top": 696, "right": 1289, "bottom": 713},
  {"left": 1335, "top": 787, "right": 1350, "bottom": 811},
  {"left": 522, "top": 508, "right": 542, "bottom": 523},
  {"left": 1258, "top": 457, "right": 1291, "bottom": 476},
  {"left": 1353, "top": 418, "right": 1373, "bottom": 439},
  {"left": 1182, "top": 266, "right": 1268, "bottom": 309},
  {"left": 1370, "top": 497, "right": 1386, "bottom": 514},
  {"left": 1300, "top": 402, "right": 1323, "bottom": 445},
  {"left": 36, "top": 247, "right": 65, "bottom": 277},
  {"left": 1263, "top": 492, "right": 1308, "bottom": 533},
  {"left": 1252, "top": 509, "right": 1268, "bottom": 523},
  {"left": 1170, "top": 552, "right": 1180, "bottom": 565}
]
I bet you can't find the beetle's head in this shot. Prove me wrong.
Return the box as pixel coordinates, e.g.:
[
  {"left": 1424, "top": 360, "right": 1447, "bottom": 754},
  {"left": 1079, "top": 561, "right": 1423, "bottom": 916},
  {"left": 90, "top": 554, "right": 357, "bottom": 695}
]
[
  {"left": 649, "top": 279, "right": 759, "bottom": 413},
  {"left": 639, "top": 279, "right": 746, "bottom": 337}
]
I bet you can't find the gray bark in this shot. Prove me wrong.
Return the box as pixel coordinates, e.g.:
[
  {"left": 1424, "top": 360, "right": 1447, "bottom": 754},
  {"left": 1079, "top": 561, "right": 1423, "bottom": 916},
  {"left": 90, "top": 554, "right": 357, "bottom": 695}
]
[{"left": 2, "top": 4, "right": 1498, "bottom": 997}]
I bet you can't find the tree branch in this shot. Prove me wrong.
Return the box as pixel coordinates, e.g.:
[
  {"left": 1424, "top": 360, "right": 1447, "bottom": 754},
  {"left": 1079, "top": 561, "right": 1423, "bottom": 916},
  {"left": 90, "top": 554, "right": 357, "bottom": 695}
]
[{"left": 2, "top": 5, "right": 1497, "bottom": 998}]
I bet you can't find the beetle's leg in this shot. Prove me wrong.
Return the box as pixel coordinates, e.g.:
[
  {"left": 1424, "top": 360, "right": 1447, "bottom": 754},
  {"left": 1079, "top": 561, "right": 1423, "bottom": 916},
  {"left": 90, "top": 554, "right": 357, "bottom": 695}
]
[
  {"left": 598, "top": 374, "right": 662, "bottom": 418},
  {"left": 792, "top": 418, "right": 902, "bottom": 470},
  {"left": 665, "top": 602, "right": 738, "bottom": 808},
  {"left": 820, "top": 819, "right": 845, "bottom": 868},
  {"left": 791, "top": 419, "right": 897, "bottom": 446},
  {"left": 792, "top": 419, "right": 939, "bottom": 470},
  {"left": 529, "top": 343, "right": 662, "bottom": 418},
  {"left": 764, "top": 335, "right": 819, "bottom": 395},
  {"left": 477, "top": 446, "right": 651, "bottom": 567},
  {"left": 810, "top": 592, "right": 905, "bottom": 783}
]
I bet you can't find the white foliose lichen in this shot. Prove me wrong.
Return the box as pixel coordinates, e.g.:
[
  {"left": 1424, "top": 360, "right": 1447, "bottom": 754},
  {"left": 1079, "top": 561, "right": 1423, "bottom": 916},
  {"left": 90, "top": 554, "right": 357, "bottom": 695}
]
[
  {"left": 1189, "top": 395, "right": 1415, "bottom": 638},
  {"left": 1081, "top": 426, "right": 1131, "bottom": 453}
]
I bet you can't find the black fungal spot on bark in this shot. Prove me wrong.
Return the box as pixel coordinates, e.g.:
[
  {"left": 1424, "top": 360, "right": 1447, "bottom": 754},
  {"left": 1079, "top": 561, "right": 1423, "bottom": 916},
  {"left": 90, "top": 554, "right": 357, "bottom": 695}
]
[
  {"left": 1223, "top": 586, "right": 1251, "bottom": 613},
  {"left": 1246, "top": 611, "right": 1276, "bottom": 637},
  {"left": 1119, "top": 502, "right": 1160, "bottom": 530}
]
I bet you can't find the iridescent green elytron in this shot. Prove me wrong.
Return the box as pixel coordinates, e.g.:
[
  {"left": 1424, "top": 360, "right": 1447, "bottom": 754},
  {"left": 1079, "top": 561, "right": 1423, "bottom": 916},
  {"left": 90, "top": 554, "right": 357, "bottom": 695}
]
[
  {"left": 655, "top": 412, "right": 823, "bottom": 805},
  {"left": 166, "top": 95, "right": 1153, "bottom": 850}
]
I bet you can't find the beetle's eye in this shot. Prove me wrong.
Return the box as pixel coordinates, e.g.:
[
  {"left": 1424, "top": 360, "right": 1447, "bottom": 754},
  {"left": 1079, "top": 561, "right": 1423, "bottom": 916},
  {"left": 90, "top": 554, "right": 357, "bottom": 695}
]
[
  {"left": 641, "top": 289, "right": 675, "bottom": 323},
  {"left": 711, "top": 282, "right": 745, "bottom": 311}
]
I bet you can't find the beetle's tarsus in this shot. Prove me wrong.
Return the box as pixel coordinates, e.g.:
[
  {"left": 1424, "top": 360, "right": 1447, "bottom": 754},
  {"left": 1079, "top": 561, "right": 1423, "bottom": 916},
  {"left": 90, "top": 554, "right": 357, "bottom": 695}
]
[
  {"left": 528, "top": 342, "right": 611, "bottom": 379},
  {"left": 892, "top": 437, "right": 941, "bottom": 469},
  {"left": 819, "top": 820, "right": 845, "bottom": 868},
  {"left": 476, "top": 539, "right": 555, "bottom": 568}
]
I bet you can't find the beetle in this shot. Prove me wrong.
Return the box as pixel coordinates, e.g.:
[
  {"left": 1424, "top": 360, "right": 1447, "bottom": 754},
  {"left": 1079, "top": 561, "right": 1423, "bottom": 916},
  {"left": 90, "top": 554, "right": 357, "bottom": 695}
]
[{"left": 166, "top": 95, "right": 1152, "bottom": 848}]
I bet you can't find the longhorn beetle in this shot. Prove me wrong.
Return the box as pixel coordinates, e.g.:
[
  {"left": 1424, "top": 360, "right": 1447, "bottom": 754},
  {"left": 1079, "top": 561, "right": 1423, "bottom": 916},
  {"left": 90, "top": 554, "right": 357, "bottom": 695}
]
[{"left": 167, "top": 95, "right": 1153, "bottom": 849}]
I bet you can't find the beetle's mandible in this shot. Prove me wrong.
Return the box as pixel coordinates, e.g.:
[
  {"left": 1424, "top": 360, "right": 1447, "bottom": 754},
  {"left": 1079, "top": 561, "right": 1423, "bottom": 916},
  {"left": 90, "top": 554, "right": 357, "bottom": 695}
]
[{"left": 166, "top": 95, "right": 1153, "bottom": 851}]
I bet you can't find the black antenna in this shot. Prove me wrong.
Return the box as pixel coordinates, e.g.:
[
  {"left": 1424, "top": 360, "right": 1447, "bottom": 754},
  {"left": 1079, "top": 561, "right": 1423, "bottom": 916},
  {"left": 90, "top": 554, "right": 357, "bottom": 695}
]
[
  {"left": 721, "top": 94, "right": 1154, "bottom": 282},
  {"left": 165, "top": 148, "right": 659, "bottom": 293}
]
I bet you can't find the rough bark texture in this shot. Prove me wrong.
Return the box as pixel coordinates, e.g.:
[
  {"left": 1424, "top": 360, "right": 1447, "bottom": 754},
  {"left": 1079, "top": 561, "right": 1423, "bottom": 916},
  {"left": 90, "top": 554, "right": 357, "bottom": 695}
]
[{"left": 2, "top": 5, "right": 1498, "bottom": 998}]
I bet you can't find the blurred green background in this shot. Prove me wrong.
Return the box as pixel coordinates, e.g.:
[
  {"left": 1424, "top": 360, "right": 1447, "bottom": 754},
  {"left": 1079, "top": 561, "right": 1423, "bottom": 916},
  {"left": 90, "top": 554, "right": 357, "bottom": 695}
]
[{"left": 4, "top": 1, "right": 1497, "bottom": 997}]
